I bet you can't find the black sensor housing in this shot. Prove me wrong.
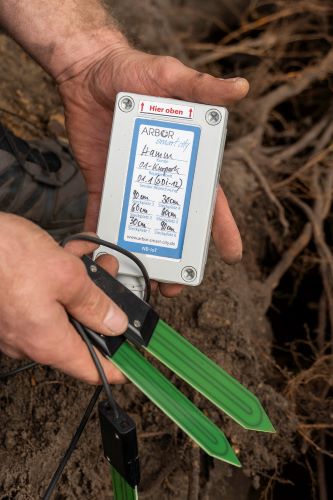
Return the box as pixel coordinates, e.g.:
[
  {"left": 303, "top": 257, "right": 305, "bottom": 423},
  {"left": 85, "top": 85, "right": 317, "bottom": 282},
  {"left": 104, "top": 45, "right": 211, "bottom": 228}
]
[
  {"left": 82, "top": 255, "right": 159, "bottom": 349},
  {"left": 98, "top": 400, "right": 140, "bottom": 488}
]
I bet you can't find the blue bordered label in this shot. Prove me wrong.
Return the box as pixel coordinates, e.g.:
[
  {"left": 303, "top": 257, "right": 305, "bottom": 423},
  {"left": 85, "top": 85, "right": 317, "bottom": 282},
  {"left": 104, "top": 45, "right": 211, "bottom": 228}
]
[{"left": 117, "top": 118, "right": 200, "bottom": 259}]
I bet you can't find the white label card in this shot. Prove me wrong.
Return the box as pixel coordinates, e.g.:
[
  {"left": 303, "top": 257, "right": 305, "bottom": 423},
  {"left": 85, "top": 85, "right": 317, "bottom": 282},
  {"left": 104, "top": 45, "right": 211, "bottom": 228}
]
[{"left": 118, "top": 118, "right": 200, "bottom": 259}]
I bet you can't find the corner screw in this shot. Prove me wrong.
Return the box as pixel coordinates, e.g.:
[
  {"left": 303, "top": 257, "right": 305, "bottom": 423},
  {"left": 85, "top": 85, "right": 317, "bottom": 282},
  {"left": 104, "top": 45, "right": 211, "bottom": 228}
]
[
  {"left": 205, "top": 109, "right": 222, "bottom": 125},
  {"left": 181, "top": 266, "right": 197, "bottom": 282},
  {"left": 133, "top": 319, "right": 141, "bottom": 328},
  {"left": 90, "top": 264, "right": 98, "bottom": 273},
  {"left": 118, "top": 96, "right": 135, "bottom": 112}
]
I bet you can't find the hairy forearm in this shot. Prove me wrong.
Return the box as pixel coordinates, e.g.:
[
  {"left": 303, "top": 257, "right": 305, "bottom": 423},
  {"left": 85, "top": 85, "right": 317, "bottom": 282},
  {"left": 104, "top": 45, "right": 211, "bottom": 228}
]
[{"left": 0, "top": 0, "right": 129, "bottom": 81}]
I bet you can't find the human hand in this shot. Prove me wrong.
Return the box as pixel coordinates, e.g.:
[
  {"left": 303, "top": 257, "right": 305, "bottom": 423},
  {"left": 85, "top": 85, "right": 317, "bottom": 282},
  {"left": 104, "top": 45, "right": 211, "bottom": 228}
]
[
  {"left": 0, "top": 213, "right": 127, "bottom": 384},
  {"left": 58, "top": 47, "right": 249, "bottom": 295},
  {"left": 1, "top": 1, "right": 248, "bottom": 297}
]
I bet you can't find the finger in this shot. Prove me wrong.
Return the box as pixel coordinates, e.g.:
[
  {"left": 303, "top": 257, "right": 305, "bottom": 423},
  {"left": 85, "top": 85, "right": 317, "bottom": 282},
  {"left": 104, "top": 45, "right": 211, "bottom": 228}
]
[
  {"left": 96, "top": 253, "right": 119, "bottom": 277},
  {"left": 150, "top": 280, "right": 159, "bottom": 296},
  {"left": 59, "top": 256, "right": 128, "bottom": 335},
  {"left": 29, "top": 309, "right": 126, "bottom": 384},
  {"left": 55, "top": 323, "right": 126, "bottom": 384},
  {"left": 95, "top": 349, "right": 126, "bottom": 384},
  {"left": 64, "top": 232, "right": 99, "bottom": 257},
  {"left": 159, "top": 58, "right": 249, "bottom": 106},
  {"left": 212, "top": 185, "right": 242, "bottom": 264},
  {"left": 84, "top": 192, "right": 101, "bottom": 232},
  {"left": 65, "top": 235, "right": 119, "bottom": 279},
  {"left": 159, "top": 282, "right": 184, "bottom": 298}
]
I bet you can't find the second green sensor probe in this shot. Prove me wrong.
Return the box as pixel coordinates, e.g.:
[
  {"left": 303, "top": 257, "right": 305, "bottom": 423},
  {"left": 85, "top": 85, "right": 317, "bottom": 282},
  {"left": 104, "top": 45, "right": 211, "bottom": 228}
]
[{"left": 83, "top": 255, "right": 275, "bottom": 469}]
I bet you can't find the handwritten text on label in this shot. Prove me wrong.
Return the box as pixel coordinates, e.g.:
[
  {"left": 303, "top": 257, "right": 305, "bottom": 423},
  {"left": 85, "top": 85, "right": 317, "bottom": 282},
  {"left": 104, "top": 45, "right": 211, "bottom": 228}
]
[{"left": 122, "top": 122, "right": 195, "bottom": 252}]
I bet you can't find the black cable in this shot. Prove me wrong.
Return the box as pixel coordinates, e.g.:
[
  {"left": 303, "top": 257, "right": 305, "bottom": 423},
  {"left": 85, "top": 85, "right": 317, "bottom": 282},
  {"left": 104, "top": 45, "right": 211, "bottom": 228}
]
[
  {"left": 0, "top": 361, "right": 37, "bottom": 380},
  {"left": 42, "top": 386, "right": 102, "bottom": 500},
  {"left": 42, "top": 318, "right": 119, "bottom": 499},
  {"left": 70, "top": 317, "right": 119, "bottom": 419},
  {"left": 62, "top": 233, "right": 151, "bottom": 302}
]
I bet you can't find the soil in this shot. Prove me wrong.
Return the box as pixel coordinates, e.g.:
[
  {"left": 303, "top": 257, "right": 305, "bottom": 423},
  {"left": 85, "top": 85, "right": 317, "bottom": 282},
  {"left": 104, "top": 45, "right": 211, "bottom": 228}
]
[{"left": 0, "top": 1, "right": 332, "bottom": 499}]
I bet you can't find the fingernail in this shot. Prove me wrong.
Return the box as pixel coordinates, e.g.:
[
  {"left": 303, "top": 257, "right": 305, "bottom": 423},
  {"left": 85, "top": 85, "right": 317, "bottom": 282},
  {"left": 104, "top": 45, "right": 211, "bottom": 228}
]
[{"left": 103, "top": 305, "right": 128, "bottom": 334}]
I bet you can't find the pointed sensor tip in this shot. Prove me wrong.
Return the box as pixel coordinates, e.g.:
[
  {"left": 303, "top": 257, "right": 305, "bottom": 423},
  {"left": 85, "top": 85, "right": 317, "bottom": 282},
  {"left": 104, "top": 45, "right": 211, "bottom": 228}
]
[
  {"left": 264, "top": 421, "right": 276, "bottom": 434},
  {"left": 256, "top": 414, "right": 276, "bottom": 433},
  {"left": 261, "top": 410, "right": 276, "bottom": 433},
  {"left": 216, "top": 449, "right": 242, "bottom": 468},
  {"left": 231, "top": 454, "right": 242, "bottom": 468}
]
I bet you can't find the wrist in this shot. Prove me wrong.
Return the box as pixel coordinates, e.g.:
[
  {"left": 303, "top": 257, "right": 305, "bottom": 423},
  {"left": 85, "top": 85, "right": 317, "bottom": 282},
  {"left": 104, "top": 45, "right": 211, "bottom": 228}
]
[
  {"left": 52, "top": 26, "right": 130, "bottom": 84},
  {"left": 0, "top": 1, "right": 130, "bottom": 83}
]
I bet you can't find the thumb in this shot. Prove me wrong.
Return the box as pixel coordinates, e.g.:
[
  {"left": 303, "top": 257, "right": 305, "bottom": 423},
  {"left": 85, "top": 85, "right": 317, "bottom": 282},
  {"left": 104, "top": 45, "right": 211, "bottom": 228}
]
[
  {"left": 59, "top": 256, "right": 127, "bottom": 336},
  {"left": 153, "top": 56, "right": 249, "bottom": 105}
]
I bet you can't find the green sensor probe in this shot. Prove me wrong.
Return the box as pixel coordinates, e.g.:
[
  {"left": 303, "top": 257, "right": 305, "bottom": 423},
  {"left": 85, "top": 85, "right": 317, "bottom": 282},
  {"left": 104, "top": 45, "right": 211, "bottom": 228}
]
[{"left": 82, "top": 254, "right": 275, "bottom": 472}]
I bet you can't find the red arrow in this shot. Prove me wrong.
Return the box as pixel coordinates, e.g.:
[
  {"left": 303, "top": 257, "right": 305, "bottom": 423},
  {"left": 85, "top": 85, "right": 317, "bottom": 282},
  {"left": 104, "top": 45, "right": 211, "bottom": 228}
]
[
  {"left": 189, "top": 108, "right": 193, "bottom": 118},
  {"left": 140, "top": 102, "right": 144, "bottom": 112}
]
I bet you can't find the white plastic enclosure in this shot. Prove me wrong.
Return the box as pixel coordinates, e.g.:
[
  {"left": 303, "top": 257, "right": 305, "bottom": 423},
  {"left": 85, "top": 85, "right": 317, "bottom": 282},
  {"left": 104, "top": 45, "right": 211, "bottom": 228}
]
[{"left": 96, "top": 92, "right": 228, "bottom": 286}]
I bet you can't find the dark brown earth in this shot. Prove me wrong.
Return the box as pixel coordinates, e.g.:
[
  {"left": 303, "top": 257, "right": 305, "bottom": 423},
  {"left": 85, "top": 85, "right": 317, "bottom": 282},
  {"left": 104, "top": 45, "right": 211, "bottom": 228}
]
[{"left": 1, "top": 1, "right": 332, "bottom": 499}]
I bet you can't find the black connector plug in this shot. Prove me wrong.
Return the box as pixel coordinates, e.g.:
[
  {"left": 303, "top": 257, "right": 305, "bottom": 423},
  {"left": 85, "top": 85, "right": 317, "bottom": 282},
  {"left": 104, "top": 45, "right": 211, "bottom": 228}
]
[{"left": 98, "top": 400, "right": 140, "bottom": 488}]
